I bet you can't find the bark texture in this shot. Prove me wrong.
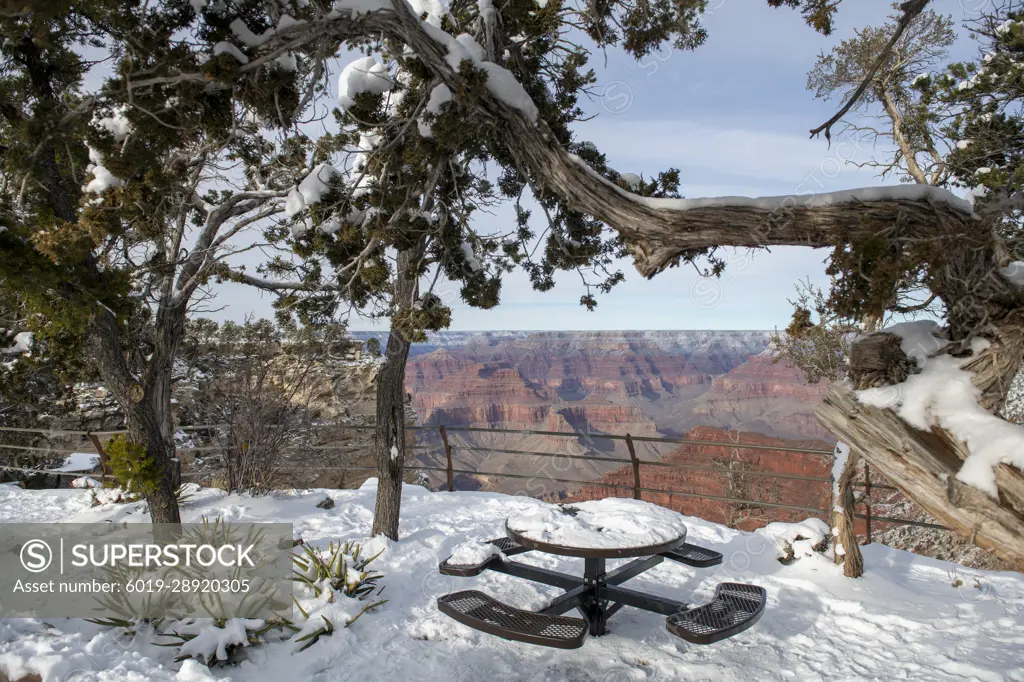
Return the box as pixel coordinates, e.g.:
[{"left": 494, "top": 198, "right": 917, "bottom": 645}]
[
  {"left": 816, "top": 330, "right": 1024, "bottom": 571},
  {"left": 371, "top": 248, "right": 418, "bottom": 540},
  {"left": 833, "top": 448, "right": 864, "bottom": 578},
  {"left": 87, "top": 309, "right": 181, "bottom": 524}
]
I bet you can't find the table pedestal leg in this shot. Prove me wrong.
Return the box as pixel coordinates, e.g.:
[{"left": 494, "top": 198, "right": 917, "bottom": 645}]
[{"left": 582, "top": 558, "right": 609, "bottom": 636}]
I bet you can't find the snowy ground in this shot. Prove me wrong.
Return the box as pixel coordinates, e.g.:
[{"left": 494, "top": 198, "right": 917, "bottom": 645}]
[{"left": 0, "top": 481, "right": 1022, "bottom": 682}]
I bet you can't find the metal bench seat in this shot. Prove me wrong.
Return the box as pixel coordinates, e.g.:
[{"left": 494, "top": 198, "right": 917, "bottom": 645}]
[
  {"left": 661, "top": 542, "right": 724, "bottom": 568},
  {"left": 439, "top": 537, "right": 530, "bottom": 577},
  {"left": 666, "top": 582, "right": 766, "bottom": 644},
  {"left": 438, "top": 590, "right": 588, "bottom": 649}
]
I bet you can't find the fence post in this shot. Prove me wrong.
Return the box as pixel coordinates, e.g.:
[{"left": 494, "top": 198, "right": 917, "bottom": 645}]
[
  {"left": 86, "top": 432, "right": 109, "bottom": 485},
  {"left": 863, "top": 463, "right": 872, "bottom": 545},
  {"left": 625, "top": 433, "right": 641, "bottom": 500},
  {"left": 439, "top": 425, "right": 454, "bottom": 492}
]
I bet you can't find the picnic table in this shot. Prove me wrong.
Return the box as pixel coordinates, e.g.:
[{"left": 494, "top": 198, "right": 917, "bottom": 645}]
[{"left": 436, "top": 498, "right": 766, "bottom": 649}]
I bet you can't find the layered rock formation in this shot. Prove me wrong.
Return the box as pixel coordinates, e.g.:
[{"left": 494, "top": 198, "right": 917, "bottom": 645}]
[
  {"left": 692, "top": 350, "right": 835, "bottom": 441},
  {"left": 565, "top": 426, "right": 835, "bottom": 531},
  {"left": 404, "top": 331, "right": 831, "bottom": 452}
]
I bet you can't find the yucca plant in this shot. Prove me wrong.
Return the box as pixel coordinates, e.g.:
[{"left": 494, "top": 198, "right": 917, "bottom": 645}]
[
  {"left": 290, "top": 540, "right": 388, "bottom": 651},
  {"left": 292, "top": 540, "right": 385, "bottom": 600}
]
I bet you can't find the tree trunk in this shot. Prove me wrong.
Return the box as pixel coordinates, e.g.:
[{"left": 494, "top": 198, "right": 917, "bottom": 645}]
[
  {"left": 86, "top": 309, "right": 181, "bottom": 525},
  {"left": 832, "top": 446, "right": 864, "bottom": 578},
  {"left": 126, "top": 393, "right": 181, "bottom": 525},
  {"left": 879, "top": 88, "right": 929, "bottom": 186},
  {"left": 371, "top": 248, "right": 418, "bottom": 540}
]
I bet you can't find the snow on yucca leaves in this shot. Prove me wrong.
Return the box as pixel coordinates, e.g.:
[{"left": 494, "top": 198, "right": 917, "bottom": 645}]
[
  {"left": 290, "top": 540, "right": 387, "bottom": 651},
  {"left": 95, "top": 536, "right": 389, "bottom": 665},
  {"left": 160, "top": 617, "right": 287, "bottom": 667}
]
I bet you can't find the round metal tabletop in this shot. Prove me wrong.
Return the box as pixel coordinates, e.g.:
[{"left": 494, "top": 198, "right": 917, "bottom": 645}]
[{"left": 505, "top": 519, "right": 687, "bottom": 559}]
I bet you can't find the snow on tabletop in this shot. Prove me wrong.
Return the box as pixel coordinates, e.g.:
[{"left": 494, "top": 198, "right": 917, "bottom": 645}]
[
  {"left": 857, "top": 320, "right": 1024, "bottom": 496},
  {"left": 506, "top": 498, "right": 688, "bottom": 550},
  {"left": 446, "top": 538, "right": 504, "bottom": 566},
  {"left": 337, "top": 56, "right": 393, "bottom": 109},
  {"left": 0, "top": 482, "right": 1022, "bottom": 681}
]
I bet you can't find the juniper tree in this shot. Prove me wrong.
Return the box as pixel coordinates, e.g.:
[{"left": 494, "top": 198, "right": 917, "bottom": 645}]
[
  {"left": 10, "top": 0, "right": 1024, "bottom": 564},
  {"left": 175, "top": 0, "right": 851, "bottom": 541},
  {"left": 0, "top": 1, "right": 355, "bottom": 522},
  {"left": 772, "top": 6, "right": 956, "bottom": 390},
  {"left": 808, "top": 5, "right": 956, "bottom": 186},
  {"left": 0, "top": 0, "right": 685, "bottom": 534},
  {"left": 139, "top": 0, "right": 1024, "bottom": 563}
]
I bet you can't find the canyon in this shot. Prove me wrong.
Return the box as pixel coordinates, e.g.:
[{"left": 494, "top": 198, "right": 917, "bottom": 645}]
[
  {"left": 563, "top": 426, "right": 835, "bottom": 531},
  {"left": 348, "top": 330, "right": 837, "bottom": 496}
]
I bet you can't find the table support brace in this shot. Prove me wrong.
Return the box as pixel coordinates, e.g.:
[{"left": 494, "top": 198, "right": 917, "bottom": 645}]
[{"left": 489, "top": 560, "right": 584, "bottom": 591}]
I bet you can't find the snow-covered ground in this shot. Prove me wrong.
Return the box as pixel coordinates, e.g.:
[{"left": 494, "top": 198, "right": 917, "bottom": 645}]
[{"left": 0, "top": 481, "right": 1022, "bottom": 681}]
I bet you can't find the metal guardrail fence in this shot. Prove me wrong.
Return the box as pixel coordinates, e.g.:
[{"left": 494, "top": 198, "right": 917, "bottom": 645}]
[{"left": 0, "top": 423, "right": 948, "bottom": 537}]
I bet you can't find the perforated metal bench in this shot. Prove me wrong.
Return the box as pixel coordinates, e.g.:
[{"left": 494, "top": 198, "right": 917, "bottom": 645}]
[
  {"left": 439, "top": 537, "right": 530, "bottom": 577},
  {"left": 661, "top": 542, "right": 724, "bottom": 568},
  {"left": 666, "top": 582, "right": 766, "bottom": 644},
  {"left": 437, "top": 590, "right": 588, "bottom": 649}
]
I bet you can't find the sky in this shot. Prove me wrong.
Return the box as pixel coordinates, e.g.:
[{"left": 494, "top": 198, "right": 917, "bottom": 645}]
[{"left": 212, "top": 0, "right": 983, "bottom": 332}]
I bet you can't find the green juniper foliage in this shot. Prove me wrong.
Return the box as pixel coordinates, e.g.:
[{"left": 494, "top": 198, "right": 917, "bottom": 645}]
[
  {"left": 0, "top": 0, "right": 859, "bottom": 532},
  {"left": 105, "top": 435, "right": 163, "bottom": 496}
]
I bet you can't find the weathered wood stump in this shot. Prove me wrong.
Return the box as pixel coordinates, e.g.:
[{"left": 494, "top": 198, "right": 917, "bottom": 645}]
[
  {"left": 832, "top": 446, "right": 864, "bottom": 578},
  {"left": 816, "top": 331, "right": 1024, "bottom": 571}
]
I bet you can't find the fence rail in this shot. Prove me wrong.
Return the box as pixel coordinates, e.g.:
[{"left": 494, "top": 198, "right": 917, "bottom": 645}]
[{"left": 0, "top": 422, "right": 944, "bottom": 536}]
